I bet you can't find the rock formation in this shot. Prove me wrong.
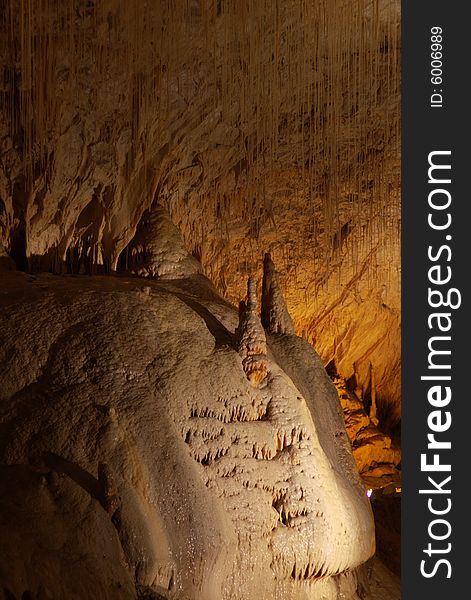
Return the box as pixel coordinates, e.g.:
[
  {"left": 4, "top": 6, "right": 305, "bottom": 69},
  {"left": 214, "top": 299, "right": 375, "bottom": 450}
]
[
  {"left": 0, "top": 0, "right": 401, "bottom": 430},
  {"left": 334, "top": 377, "right": 401, "bottom": 482},
  {"left": 98, "top": 462, "right": 121, "bottom": 518},
  {"left": 0, "top": 1, "right": 401, "bottom": 597},
  {"left": 261, "top": 253, "right": 295, "bottom": 335},
  {"left": 0, "top": 267, "right": 375, "bottom": 600},
  {"left": 123, "top": 205, "right": 202, "bottom": 280},
  {"left": 236, "top": 277, "right": 268, "bottom": 386}
]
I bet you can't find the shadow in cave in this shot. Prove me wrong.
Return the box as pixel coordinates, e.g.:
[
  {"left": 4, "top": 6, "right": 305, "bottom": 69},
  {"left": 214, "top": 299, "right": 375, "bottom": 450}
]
[
  {"left": 27, "top": 251, "right": 111, "bottom": 276},
  {"left": 42, "top": 452, "right": 102, "bottom": 500},
  {"left": 173, "top": 292, "right": 235, "bottom": 348},
  {"left": 371, "top": 492, "right": 401, "bottom": 577}
]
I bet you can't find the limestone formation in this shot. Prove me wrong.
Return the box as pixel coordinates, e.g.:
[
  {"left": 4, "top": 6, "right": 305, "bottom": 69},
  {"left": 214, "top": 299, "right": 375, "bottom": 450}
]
[
  {"left": 369, "top": 364, "right": 380, "bottom": 427},
  {"left": 334, "top": 377, "right": 401, "bottom": 481},
  {"left": 0, "top": 2, "right": 401, "bottom": 598},
  {"left": 261, "top": 253, "right": 295, "bottom": 335},
  {"left": 236, "top": 277, "right": 268, "bottom": 386},
  {"left": 0, "top": 0, "right": 401, "bottom": 430},
  {"left": 0, "top": 269, "right": 375, "bottom": 599},
  {"left": 98, "top": 462, "right": 121, "bottom": 518},
  {"left": 124, "top": 205, "right": 202, "bottom": 280}
]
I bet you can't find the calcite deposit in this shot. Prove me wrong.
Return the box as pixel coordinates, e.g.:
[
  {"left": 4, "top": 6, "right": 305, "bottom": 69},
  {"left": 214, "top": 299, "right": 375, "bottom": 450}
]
[
  {"left": 0, "top": 0, "right": 401, "bottom": 597},
  {"left": 123, "top": 205, "right": 202, "bottom": 280},
  {"left": 261, "top": 253, "right": 295, "bottom": 336},
  {"left": 334, "top": 377, "right": 401, "bottom": 481},
  {"left": 0, "top": 0, "right": 401, "bottom": 429},
  {"left": 0, "top": 265, "right": 375, "bottom": 600},
  {"left": 236, "top": 277, "right": 269, "bottom": 386}
]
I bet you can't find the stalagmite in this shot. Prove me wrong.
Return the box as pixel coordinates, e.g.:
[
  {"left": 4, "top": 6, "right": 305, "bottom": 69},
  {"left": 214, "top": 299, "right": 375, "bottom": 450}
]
[
  {"left": 0, "top": 269, "right": 377, "bottom": 599},
  {"left": 0, "top": 0, "right": 401, "bottom": 425},
  {"left": 333, "top": 375, "right": 400, "bottom": 477},
  {"left": 125, "top": 204, "right": 202, "bottom": 280},
  {"left": 98, "top": 462, "right": 121, "bottom": 519},
  {"left": 0, "top": 2, "right": 401, "bottom": 597},
  {"left": 236, "top": 276, "right": 268, "bottom": 386},
  {"left": 261, "top": 253, "right": 295, "bottom": 335}
]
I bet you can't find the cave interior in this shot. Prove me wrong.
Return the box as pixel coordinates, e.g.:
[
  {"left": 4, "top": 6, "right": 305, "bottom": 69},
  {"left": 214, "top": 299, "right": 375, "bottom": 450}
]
[{"left": 0, "top": 1, "right": 401, "bottom": 599}]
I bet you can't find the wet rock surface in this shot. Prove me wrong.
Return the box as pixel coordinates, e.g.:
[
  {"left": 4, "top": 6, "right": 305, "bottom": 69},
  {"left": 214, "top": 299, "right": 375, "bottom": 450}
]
[{"left": 0, "top": 270, "right": 377, "bottom": 600}]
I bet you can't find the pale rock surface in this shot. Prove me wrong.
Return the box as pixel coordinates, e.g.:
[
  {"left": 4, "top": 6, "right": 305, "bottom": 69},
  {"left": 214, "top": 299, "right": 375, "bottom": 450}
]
[
  {"left": 0, "top": 269, "right": 375, "bottom": 600},
  {"left": 124, "top": 205, "right": 202, "bottom": 280},
  {"left": 236, "top": 277, "right": 268, "bottom": 386},
  {"left": 261, "top": 253, "right": 295, "bottom": 336},
  {"left": 0, "top": 3, "right": 401, "bottom": 595}
]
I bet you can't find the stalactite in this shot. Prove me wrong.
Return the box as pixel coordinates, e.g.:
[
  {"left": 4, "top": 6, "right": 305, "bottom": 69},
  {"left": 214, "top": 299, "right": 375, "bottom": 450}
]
[{"left": 1, "top": 0, "right": 400, "bottom": 291}]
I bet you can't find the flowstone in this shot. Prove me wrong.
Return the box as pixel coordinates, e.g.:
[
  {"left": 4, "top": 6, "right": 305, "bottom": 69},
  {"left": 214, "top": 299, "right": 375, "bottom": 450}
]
[{"left": 0, "top": 267, "right": 375, "bottom": 600}]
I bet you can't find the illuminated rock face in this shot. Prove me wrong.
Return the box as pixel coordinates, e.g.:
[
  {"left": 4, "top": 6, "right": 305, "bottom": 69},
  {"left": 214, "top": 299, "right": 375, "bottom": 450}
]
[
  {"left": 0, "top": 0, "right": 401, "bottom": 428},
  {"left": 261, "top": 253, "right": 295, "bottom": 336},
  {"left": 0, "top": 269, "right": 374, "bottom": 600},
  {"left": 0, "top": 2, "right": 400, "bottom": 594},
  {"left": 334, "top": 377, "right": 401, "bottom": 479},
  {"left": 124, "top": 205, "right": 203, "bottom": 280},
  {"left": 236, "top": 276, "right": 269, "bottom": 386}
]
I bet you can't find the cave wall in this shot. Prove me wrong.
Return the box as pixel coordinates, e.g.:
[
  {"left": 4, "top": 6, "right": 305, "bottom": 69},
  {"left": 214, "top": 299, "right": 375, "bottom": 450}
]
[{"left": 0, "top": 0, "right": 401, "bottom": 425}]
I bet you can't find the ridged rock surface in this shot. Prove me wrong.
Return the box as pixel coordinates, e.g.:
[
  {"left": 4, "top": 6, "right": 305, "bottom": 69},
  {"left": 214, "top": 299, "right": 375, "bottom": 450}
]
[
  {"left": 0, "top": 270, "right": 376, "bottom": 600},
  {"left": 334, "top": 378, "right": 400, "bottom": 479},
  {"left": 0, "top": 0, "right": 401, "bottom": 428}
]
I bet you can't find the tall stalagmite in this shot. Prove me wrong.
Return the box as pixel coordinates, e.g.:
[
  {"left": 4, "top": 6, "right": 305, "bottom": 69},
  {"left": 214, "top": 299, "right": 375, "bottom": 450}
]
[
  {"left": 0, "top": 1, "right": 400, "bottom": 597},
  {"left": 0, "top": 0, "right": 401, "bottom": 426},
  {"left": 237, "top": 276, "right": 268, "bottom": 386},
  {"left": 261, "top": 252, "right": 295, "bottom": 335}
]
